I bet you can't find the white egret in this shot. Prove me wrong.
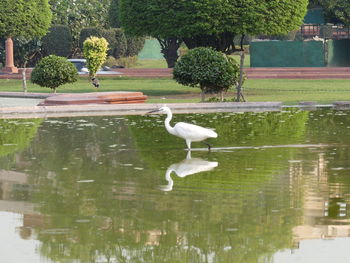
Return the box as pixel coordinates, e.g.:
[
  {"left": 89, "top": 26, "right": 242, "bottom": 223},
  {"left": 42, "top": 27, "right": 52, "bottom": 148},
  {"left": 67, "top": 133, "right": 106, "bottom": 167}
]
[{"left": 148, "top": 106, "right": 218, "bottom": 150}]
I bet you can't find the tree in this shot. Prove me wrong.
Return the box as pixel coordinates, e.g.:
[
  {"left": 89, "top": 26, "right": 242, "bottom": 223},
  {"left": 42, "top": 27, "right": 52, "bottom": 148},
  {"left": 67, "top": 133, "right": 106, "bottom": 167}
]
[
  {"left": 120, "top": 0, "right": 308, "bottom": 50},
  {"left": 316, "top": 0, "right": 350, "bottom": 25},
  {"left": 120, "top": 0, "right": 184, "bottom": 68},
  {"left": 0, "top": 0, "right": 51, "bottom": 73},
  {"left": 173, "top": 47, "right": 239, "bottom": 102},
  {"left": 108, "top": 0, "right": 120, "bottom": 28},
  {"left": 31, "top": 55, "right": 78, "bottom": 93},
  {"left": 49, "top": 0, "right": 111, "bottom": 54},
  {"left": 120, "top": 0, "right": 308, "bottom": 99},
  {"left": 83, "top": 36, "right": 109, "bottom": 86}
]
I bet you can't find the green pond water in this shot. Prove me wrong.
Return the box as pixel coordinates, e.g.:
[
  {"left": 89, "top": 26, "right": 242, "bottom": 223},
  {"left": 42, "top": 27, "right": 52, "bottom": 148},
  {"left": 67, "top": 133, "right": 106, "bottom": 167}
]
[{"left": 0, "top": 108, "right": 350, "bottom": 262}]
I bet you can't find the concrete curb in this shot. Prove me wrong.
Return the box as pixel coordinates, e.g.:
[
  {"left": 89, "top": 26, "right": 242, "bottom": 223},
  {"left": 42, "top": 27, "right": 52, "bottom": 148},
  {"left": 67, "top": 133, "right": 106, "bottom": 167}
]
[
  {"left": 0, "top": 102, "right": 283, "bottom": 119},
  {"left": 0, "top": 92, "right": 55, "bottom": 99}
]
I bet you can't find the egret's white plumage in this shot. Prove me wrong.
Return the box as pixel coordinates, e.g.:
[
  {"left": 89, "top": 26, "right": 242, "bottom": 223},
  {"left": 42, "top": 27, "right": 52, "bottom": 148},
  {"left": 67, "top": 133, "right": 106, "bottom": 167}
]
[{"left": 149, "top": 106, "right": 218, "bottom": 150}]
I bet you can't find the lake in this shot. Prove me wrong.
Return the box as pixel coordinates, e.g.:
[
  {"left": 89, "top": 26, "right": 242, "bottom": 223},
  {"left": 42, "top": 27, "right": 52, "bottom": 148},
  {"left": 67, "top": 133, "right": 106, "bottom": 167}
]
[{"left": 0, "top": 107, "right": 349, "bottom": 262}]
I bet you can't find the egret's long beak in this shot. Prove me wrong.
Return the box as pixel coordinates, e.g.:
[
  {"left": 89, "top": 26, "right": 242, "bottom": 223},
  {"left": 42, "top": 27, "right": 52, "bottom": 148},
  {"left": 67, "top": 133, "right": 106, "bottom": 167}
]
[{"left": 147, "top": 109, "right": 160, "bottom": 114}]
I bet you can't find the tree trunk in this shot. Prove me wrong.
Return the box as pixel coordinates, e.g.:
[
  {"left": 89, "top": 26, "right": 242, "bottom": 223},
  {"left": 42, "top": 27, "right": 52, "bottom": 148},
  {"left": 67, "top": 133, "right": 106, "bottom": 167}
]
[
  {"left": 22, "top": 68, "right": 27, "bottom": 93},
  {"left": 157, "top": 37, "right": 182, "bottom": 68},
  {"left": 236, "top": 51, "right": 246, "bottom": 102},
  {"left": 201, "top": 89, "right": 205, "bottom": 102},
  {"left": 219, "top": 91, "right": 224, "bottom": 102}
]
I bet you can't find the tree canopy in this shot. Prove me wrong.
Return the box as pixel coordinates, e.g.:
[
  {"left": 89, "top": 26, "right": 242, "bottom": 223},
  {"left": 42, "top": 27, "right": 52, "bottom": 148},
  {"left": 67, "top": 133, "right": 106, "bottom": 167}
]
[
  {"left": 317, "top": 0, "right": 350, "bottom": 25},
  {"left": 120, "top": 0, "right": 308, "bottom": 53},
  {"left": 49, "top": 0, "right": 111, "bottom": 51},
  {"left": 108, "top": 0, "right": 121, "bottom": 28},
  {"left": 0, "top": 0, "right": 52, "bottom": 38}
]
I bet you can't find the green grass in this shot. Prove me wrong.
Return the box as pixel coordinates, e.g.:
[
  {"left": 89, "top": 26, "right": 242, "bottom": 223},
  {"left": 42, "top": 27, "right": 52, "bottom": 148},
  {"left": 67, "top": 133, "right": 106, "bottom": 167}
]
[
  {"left": 134, "top": 59, "right": 168, "bottom": 68},
  {"left": 2, "top": 78, "right": 350, "bottom": 104},
  {"left": 244, "top": 79, "right": 350, "bottom": 105},
  {"left": 231, "top": 54, "right": 250, "bottom": 67},
  {"left": 134, "top": 55, "right": 250, "bottom": 68},
  {"left": 0, "top": 77, "right": 197, "bottom": 97}
]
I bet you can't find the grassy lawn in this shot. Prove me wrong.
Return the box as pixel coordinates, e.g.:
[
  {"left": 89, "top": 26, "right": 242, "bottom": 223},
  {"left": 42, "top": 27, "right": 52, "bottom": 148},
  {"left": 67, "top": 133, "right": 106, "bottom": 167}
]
[
  {"left": 134, "top": 55, "right": 250, "bottom": 68},
  {"left": 134, "top": 59, "right": 168, "bottom": 68},
  {"left": 1, "top": 77, "right": 350, "bottom": 104}
]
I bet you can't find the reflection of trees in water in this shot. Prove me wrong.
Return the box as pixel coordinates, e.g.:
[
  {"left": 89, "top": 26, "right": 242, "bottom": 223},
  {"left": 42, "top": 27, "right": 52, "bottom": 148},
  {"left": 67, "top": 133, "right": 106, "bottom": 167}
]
[
  {"left": 0, "top": 118, "right": 42, "bottom": 169},
  {"left": 3, "top": 111, "right": 317, "bottom": 262}
]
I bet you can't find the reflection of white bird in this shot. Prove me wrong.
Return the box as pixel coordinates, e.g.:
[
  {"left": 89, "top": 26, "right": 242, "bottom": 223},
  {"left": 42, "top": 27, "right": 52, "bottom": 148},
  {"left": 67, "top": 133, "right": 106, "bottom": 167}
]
[
  {"left": 160, "top": 152, "right": 218, "bottom": 191},
  {"left": 148, "top": 106, "right": 218, "bottom": 150}
]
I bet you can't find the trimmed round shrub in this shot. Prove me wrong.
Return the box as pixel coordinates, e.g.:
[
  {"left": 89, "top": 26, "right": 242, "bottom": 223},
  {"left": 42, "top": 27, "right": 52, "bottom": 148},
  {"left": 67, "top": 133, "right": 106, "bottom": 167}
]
[
  {"left": 173, "top": 47, "right": 239, "bottom": 101},
  {"left": 31, "top": 55, "right": 78, "bottom": 93},
  {"left": 83, "top": 36, "right": 109, "bottom": 78},
  {"left": 42, "top": 25, "right": 72, "bottom": 57}
]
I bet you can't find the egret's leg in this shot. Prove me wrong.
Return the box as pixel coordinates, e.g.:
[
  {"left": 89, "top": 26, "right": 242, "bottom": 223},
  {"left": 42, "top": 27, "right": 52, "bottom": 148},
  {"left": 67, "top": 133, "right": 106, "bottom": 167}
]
[
  {"left": 186, "top": 139, "right": 191, "bottom": 150},
  {"left": 202, "top": 141, "right": 212, "bottom": 151}
]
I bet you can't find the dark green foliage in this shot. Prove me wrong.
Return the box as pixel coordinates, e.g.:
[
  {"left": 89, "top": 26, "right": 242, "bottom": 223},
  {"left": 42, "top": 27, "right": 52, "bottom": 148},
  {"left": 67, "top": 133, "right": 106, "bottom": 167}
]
[
  {"left": 120, "top": 0, "right": 308, "bottom": 53},
  {"left": 173, "top": 47, "right": 239, "bottom": 95},
  {"left": 317, "top": 0, "right": 350, "bottom": 25},
  {"left": 113, "top": 28, "right": 127, "bottom": 58},
  {"left": 108, "top": 0, "right": 120, "bottom": 28},
  {"left": 49, "top": 0, "right": 111, "bottom": 54},
  {"left": 42, "top": 25, "right": 72, "bottom": 57},
  {"left": 0, "top": 0, "right": 52, "bottom": 38},
  {"left": 31, "top": 55, "right": 78, "bottom": 92},
  {"left": 125, "top": 36, "right": 145, "bottom": 57}
]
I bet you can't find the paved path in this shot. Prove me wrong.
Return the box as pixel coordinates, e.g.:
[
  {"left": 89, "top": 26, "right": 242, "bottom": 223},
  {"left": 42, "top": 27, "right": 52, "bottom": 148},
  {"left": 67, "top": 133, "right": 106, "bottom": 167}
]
[
  {"left": 3, "top": 67, "right": 350, "bottom": 79},
  {"left": 0, "top": 101, "right": 283, "bottom": 119}
]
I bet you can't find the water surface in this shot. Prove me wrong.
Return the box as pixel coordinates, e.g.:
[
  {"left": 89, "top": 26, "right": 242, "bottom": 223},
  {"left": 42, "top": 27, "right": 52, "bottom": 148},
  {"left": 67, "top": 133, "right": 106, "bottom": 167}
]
[{"left": 0, "top": 108, "right": 350, "bottom": 262}]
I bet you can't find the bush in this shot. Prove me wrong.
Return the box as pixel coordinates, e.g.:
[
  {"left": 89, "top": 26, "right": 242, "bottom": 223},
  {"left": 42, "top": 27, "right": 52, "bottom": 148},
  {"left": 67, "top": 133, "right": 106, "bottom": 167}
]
[
  {"left": 103, "top": 56, "right": 118, "bottom": 67},
  {"left": 125, "top": 36, "right": 145, "bottom": 57},
  {"left": 83, "top": 36, "right": 109, "bottom": 78},
  {"left": 42, "top": 25, "right": 72, "bottom": 57},
  {"left": 31, "top": 55, "right": 78, "bottom": 93},
  {"left": 173, "top": 47, "right": 239, "bottom": 101},
  {"left": 113, "top": 28, "right": 127, "bottom": 59},
  {"left": 116, "top": 56, "right": 138, "bottom": 68}
]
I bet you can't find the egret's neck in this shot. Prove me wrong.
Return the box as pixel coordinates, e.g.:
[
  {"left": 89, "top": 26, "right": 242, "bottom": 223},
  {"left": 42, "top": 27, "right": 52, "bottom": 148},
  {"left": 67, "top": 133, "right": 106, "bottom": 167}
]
[{"left": 164, "top": 110, "right": 176, "bottom": 135}]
